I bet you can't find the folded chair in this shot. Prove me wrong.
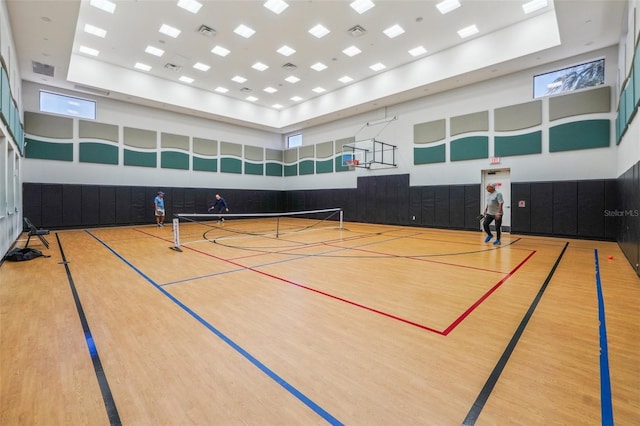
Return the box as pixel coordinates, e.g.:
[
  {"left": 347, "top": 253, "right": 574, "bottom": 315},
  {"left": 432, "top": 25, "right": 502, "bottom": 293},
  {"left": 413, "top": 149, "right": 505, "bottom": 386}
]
[{"left": 23, "top": 217, "right": 50, "bottom": 249}]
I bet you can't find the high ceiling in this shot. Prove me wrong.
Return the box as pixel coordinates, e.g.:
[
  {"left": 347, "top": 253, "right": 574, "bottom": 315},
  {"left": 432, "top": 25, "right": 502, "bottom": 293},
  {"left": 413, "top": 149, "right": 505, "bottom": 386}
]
[{"left": 6, "top": 0, "right": 627, "bottom": 133}]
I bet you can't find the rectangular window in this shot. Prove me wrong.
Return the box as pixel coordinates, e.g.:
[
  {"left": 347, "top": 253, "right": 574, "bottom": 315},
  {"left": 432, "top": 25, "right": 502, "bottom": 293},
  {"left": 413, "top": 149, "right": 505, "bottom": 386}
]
[
  {"left": 287, "top": 133, "right": 302, "bottom": 148},
  {"left": 533, "top": 58, "right": 605, "bottom": 98},
  {"left": 39, "top": 90, "right": 96, "bottom": 119}
]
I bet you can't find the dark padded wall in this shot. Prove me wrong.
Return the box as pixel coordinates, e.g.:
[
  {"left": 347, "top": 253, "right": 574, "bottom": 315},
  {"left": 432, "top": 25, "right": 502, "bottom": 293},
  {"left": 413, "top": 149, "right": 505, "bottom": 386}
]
[
  {"left": 23, "top": 175, "right": 624, "bottom": 257},
  {"left": 23, "top": 183, "right": 284, "bottom": 230},
  {"left": 553, "top": 181, "right": 578, "bottom": 236},
  {"left": 511, "top": 179, "right": 616, "bottom": 240},
  {"left": 617, "top": 161, "right": 640, "bottom": 277}
]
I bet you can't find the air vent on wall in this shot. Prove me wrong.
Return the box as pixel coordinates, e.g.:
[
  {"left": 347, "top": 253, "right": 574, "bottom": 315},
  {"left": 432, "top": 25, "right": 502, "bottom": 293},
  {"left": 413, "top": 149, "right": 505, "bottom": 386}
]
[
  {"left": 197, "top": 24, "right": 216, "bottom": 37},
  {"left": 164, "top": 63, "right": 182, "bottom": 71},
  {"left": 282, "top": 63, "right": 297, "bottom": 70},
  {"left": 348, "top": 25, "right": 367, "bottom": 37},
  {"left": 32, "top": 61, "right": 55, "bottom": 77}
]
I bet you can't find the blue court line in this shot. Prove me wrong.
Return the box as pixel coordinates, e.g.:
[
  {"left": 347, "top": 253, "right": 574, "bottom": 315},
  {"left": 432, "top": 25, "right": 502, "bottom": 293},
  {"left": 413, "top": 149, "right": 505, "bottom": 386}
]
[
  {"left": 85, "top": 230, "right": 343, "bottom": 425},
  {"left": 593, "top": 249, "right": 614, "bottom": 426}
]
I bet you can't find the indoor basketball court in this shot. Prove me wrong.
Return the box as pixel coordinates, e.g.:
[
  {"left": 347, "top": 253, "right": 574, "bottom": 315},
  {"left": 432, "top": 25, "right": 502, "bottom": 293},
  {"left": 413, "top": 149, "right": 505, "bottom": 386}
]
[{"left": 1, "top": 216, "right": 637, "bottom": 425}]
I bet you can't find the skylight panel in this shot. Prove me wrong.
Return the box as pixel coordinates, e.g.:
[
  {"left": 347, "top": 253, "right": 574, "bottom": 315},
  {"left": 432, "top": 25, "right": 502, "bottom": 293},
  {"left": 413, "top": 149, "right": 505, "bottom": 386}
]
[
  {"left": 285, "top": 76, "right": 300, "bottom": 83},
  {"left": 134, "top": 63, "right": 152, "bottom": 71},
  {"left": 145, "top": 46, "right": 165, "bottom": 57},
  {"left": 90, "top": 0, "right": 116, "bottom": 14},
  {"left": 522, "top": 0, "right": 548, "bottom": 14},
  {"left": 159, "top": 24, "right": 181, "bottom": 38},
  {"left": 215, "top": 87, "right": 229, "bottom": 93},
  {"left": 252, "top": 62, "right": 269, "bottom": 71},
  {"left": 308, "top": 24, "right": 330, "bottom": 38},
  {"left": 272, "top": 104, "right": 284, "bottom": 109},
  {"left": 211, "top": 45, "right": 230, "bottom": 57},
  {"left": 84, "top": 24, "right": 107, "bottom": 38},
  {"left": 277, "top": 45, "right": 296, "bottom": 56},
  {"left": 79, "top": 46, "right": 99, "bottom": 56},
  {"left": 383, "top": 24, "right": 405, "bottom": 39},
  {"left": 179, "top": 76, "right": 194, "bottom": 83},
  {"left": 338, "top": 76, "right": 353, "bottom": 83},
  {"left": 232, "top": 76, "right": 247, "bottom": 83},
  {"left": 246, "top": 96, "right": 258, "bottom": 102},
  {"left": 290, "top": 96, "right": 303, "bottom": 101},
  {"left": 264, "top": 87, "right": 278, "bottom": 93},
  {"left": 408, "top": 46, "right": 427, "bottom": 57},
  {"left": 193, "top": 62, "right": 210, "bottom": 71},
  {"left": 350, "top": 0, "right": 375, "bottom": 14},
  {"left": 436, "top": 0, "right": 460, "bottom": 14},
  {"left": 343, "top": 46, "right": 362, "bottom": 57},
  {"left": 457, "top": 24, "right": 479, "bottom": 38},
  {"left": 369, "top": 62, "right": 385, "bottom": 71},
  {"left": 312, "top": 87, "right": 326, "bottom": 93},
  {"left": 177, "top": 0, "right": 202, "bottom": 14},
  {"left": 234, "top": 24, "right": 256, "bottom": 38},
  {"left": 264, "top": 0, "right": 289, "bottom": 15},
  {"left": 311, "top": 62, "right": 327, "bottom": 71}
]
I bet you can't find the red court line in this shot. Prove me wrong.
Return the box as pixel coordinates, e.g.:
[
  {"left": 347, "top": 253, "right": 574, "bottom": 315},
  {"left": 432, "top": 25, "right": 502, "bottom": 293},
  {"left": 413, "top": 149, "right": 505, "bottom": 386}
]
[
  {"left": 324, "top": 243, "right": 508, "bottom": 274},
  {"left": 441, "top": 250, "right": 537, "bottom": 335},
  {"left": 135, "top": 228, "right": 536, "bottom": 335}
]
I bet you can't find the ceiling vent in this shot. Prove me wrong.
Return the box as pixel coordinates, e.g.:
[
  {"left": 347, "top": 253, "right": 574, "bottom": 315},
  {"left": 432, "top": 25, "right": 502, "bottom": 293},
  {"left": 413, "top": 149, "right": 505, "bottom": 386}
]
[
  {"left": 32, "top": 61, "right": 55, "bottom": 77},
  {"left": 282, "top": 63, "right": 297, "bottom": 70},
  {"left": 348, "top": 25, "right": 367, "bottom": 37},
  {"left": 197, "top": 24, "right": 216, "bottom": 37},
  {"left": 240, "top": 87, "right": 252, "bottom": 93},
  {"left": 164, "top": 63, "right": 182, "bottom": 71}
]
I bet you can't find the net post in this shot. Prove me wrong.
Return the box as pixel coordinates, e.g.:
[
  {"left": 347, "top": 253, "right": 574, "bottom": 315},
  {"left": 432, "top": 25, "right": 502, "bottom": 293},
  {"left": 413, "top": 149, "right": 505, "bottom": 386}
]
[
  {"left": 339, "top": 209, "right": 343, "bottom": 229},
  {"left": 171, "top": 217, "right": 183, "bottom": 252}
]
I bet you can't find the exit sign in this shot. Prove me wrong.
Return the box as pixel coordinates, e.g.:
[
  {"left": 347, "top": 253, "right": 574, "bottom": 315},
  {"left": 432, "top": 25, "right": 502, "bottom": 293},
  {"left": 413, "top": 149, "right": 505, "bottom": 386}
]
[{"left": 490, "top": 157, "right": 501, "bottom": 164}]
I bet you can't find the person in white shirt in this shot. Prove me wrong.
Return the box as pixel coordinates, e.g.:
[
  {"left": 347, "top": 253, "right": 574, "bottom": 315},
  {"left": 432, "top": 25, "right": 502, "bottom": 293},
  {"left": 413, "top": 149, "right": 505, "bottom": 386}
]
[{"left": 483, "top": 184, "right": 504, "bottom": 245}]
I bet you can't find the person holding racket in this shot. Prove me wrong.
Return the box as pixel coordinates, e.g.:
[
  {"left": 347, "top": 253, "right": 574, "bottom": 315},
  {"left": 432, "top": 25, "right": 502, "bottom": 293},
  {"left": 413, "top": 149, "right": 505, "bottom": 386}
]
[
  {"left": 154, "top": 191, "right": 166, "bottom": 227},
  {"left": 482, "top": 184, "right": 504, "bottom": 245},
  {"left": 208, "top": 193, "right": 229, "bottom": 223}
]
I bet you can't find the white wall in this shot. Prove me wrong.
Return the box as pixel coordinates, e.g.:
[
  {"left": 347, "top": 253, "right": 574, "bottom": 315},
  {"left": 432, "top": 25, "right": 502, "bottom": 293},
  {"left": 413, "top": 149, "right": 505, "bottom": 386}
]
[
  {"left": 21, "top": 82, "right": 285, "bottom": 191},
  {"left": 0, "top": 0, "right": 24, "bottom": 256},
  {"left": 292, "top": 45, "right": 621, "bottom": 189}
]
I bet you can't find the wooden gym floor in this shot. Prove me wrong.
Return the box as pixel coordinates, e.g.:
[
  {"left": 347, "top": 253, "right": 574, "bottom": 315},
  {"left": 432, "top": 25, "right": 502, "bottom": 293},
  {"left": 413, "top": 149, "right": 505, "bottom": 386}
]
[{"left": 1, "top": 219, "right": 639, "bottom": 425}]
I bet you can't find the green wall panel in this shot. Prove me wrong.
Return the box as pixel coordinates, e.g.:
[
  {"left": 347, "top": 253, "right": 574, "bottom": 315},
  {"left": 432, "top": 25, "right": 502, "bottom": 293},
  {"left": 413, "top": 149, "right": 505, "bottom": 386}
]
[
  {"left": 549, "top": 120, "right": 610, "bottom": 152},
  {"left": 124, "top": 149, "right": 156, "bottom": 167},
  {"left": 266, "top": 162, "right": 283, "bottom": 176},
  {"left": 316, "top": 159, "right": 333, "bottom": 174},
  {"left": 79, "top": 142, "right": 118, "bottom": 165},
  {"left": 284, "top": 164, "right": 298, "bottom": 176},
  {"left": 193, "top": 157, "right": 217, "bottom": 172},
  {"left": 161, "top": 151, "right": 189, "bottom": 170},
  {"left": 25, "top": 138, "right": 73, "bottom": 161},
  {"left": 414, "top": 144, "right": 446, "bottom": 164},
  {"left": 299, "top": 160, "right": 314, "bottom": 175},
  {"left": 450, "top": 136, "right": 488, "bottom": 161},
  {"left": 244, "top": 162, "right": 264, "bottom": 175},
  {"left": 220, "top": 157, "right": 242, "bottom": 174},
  {"left": 494, "top": 131, "right": 542, "bottom": 157},
  {"left": 335, "top": 156, "right": 350, "bottom": 172}
]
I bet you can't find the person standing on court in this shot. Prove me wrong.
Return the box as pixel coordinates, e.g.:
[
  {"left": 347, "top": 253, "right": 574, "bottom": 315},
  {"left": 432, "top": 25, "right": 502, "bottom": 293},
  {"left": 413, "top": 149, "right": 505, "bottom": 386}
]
[
  {"left": 154, "top": 191, "right": 166, "bottom": 227},
  {"left": 208, "top": 193, "right": 229, "bottom": 223},
  {"left": 483, "top": 183, "right": 504, "bottom": 245}
]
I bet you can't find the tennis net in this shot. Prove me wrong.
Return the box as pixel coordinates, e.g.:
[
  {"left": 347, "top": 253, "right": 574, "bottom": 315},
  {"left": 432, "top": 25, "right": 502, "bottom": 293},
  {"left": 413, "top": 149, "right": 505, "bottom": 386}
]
[{"left": 171, "top": 207, "right": 343, "bottom": 251}]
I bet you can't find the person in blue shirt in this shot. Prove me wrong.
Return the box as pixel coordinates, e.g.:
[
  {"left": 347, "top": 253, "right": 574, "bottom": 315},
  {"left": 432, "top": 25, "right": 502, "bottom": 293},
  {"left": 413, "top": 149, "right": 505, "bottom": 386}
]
[
  {"left": 483, "top": 184, "right": 504, "bottom": 245},
  {"left": 208, "top": 193, "right": 229, "bottom": 223},
  {"left": 154, "top": 191, "right": 165, "bottom": 227}
]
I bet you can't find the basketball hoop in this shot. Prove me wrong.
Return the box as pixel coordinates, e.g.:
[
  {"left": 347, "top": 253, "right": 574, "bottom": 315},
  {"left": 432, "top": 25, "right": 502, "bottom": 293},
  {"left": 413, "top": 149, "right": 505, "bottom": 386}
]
[{"left": 346, "top": 159, "right": 356, "bottom": 171}]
